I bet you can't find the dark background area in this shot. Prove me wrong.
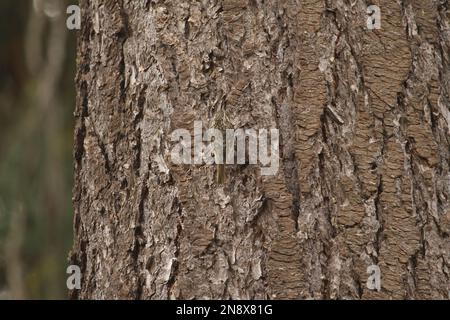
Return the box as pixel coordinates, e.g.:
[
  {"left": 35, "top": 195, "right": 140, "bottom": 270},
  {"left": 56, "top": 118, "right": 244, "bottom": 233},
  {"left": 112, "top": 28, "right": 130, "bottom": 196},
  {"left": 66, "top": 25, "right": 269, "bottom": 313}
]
[{"left": 0, "top": 0, "right": 76, "bottom": 299}]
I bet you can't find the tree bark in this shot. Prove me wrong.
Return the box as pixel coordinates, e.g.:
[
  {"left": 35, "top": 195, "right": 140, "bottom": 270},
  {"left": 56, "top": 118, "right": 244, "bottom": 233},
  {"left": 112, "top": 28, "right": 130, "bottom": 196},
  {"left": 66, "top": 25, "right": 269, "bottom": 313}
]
[{"left": 71, "top": 0, "right": 450, "bottom": 299}]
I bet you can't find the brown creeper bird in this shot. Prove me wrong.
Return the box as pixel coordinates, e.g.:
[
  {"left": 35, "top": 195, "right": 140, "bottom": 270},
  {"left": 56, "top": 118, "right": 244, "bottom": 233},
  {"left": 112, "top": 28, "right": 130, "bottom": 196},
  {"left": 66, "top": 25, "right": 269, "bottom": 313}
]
[{"left": 211, "top": 106, "right": 232, "bottom": 185}]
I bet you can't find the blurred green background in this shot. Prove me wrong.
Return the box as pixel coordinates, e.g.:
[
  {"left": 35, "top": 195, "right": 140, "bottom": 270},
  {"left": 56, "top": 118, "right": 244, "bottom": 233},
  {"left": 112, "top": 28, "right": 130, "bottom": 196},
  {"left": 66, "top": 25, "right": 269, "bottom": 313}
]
[{"left": 0, "top": 0, "right": 76, "bottom": 299}]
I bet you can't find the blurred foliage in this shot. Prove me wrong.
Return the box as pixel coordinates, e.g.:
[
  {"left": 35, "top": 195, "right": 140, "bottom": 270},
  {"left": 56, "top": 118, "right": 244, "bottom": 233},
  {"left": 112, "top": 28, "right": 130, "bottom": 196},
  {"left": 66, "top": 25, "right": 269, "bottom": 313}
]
[{"left": 0, "top": 0, "right": 76, "bottom": 299}]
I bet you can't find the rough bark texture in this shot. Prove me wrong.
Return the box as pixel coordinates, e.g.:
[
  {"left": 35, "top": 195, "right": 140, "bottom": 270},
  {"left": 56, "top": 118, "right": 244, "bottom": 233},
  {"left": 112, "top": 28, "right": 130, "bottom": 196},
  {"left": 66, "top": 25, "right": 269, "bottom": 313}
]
[{"left": 71, "top": 0, "right": 450, "bottom": 299}]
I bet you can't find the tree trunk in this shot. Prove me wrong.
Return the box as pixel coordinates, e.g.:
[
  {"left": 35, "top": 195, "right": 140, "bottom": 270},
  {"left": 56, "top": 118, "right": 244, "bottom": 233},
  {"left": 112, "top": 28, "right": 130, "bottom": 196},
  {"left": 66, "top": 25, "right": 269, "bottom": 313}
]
[{"left": 70, "top": 0, "right": 450, "bottom": 299}]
